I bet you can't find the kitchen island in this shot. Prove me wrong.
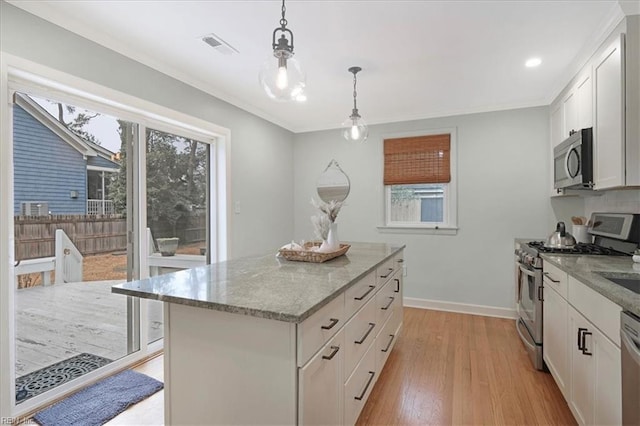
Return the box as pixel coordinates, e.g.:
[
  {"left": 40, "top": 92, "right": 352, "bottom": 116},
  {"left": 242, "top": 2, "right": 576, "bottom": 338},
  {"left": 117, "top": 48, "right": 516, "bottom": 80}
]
[{"left": 112, "top": 242, "right": 405, "bottom": 425}]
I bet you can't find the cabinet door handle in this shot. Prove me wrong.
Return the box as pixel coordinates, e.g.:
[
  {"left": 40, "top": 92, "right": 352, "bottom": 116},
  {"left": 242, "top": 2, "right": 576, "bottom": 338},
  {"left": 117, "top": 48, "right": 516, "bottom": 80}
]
[
  {"left": 354, "top": 371, "right": 376, "bottom": 401},
  {"left": 393, "top": 278, "right": 400, "bottom": 293},
  {"left": 397, "top": 259, "right": 404, "bottom": 263},
  {"left": 380, "top": 268, "right": 394, "bottom": 279},
  {"left": 543, "top": 272, "right": 560, "bottom": 283},
  {"left": 381, "top": 334, "right": 395, "bottom": 353},
  {"left": 381, "top": 296, "right": 394, "bottom": 311},
  {"left": 537, "top": 286, "right": 544, "bottom": 302},
  {"left": 321, "top": 318, "right": 339, "bottom": 330},
  {"left": 581, "top": 331, "right": 593, "bottom": 356},
  {"left": 578, "top": 327, "right": 587, "bottom": 350},
  {"left": 354, "top": 285, "right": 376, "bottom": 301},
  {"left": 355, "top": 323, "right": 376, "bottom": 344},
  {"left": 322, "top": 345, "right": 340, "bottom": 360}
]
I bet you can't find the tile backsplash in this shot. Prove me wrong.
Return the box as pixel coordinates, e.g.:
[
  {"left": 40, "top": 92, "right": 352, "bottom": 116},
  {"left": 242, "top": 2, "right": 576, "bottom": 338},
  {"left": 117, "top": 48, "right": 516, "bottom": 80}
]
[{"left": 584, "top": 189, "right": 640, "bottom": 217}]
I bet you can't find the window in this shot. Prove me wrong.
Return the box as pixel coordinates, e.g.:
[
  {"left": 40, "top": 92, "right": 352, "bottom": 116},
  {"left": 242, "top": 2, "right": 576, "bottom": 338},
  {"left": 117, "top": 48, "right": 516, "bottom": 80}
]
[{"left": 383, "top": 131, "right": 457, "bottom": 231}]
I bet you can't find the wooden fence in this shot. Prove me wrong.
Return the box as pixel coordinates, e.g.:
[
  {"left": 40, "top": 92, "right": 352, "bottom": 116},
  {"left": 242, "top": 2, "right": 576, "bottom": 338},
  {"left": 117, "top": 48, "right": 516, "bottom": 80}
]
[
  {"left": 14, "top": 215, "right": 127, "bottom": 260},
  {"left": 15, "top": 213, "right": 207, "bottom": 260}
]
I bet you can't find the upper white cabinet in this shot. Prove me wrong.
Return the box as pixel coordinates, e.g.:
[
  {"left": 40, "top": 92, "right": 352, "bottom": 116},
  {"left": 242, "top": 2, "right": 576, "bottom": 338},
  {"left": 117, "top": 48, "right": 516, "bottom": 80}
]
[
  {"left": 593, "top": 34, "right": 625, "bottom": 190},
  {"left": 549, "top": 16, "right": 640, "bottom": 193}
]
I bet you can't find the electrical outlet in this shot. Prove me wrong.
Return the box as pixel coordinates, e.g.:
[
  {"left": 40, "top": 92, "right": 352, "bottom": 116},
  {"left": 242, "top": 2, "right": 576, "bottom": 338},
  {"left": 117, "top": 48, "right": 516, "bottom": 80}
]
[
  {"left": 403, "top": 264, "right": 407, "bottom": 277},
  {"left": 234, "top": 201, "right": 241, "bottom": 214}
]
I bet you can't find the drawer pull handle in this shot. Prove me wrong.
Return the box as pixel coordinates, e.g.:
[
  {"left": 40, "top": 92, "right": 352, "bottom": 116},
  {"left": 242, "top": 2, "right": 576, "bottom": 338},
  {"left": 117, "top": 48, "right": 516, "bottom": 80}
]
[
  {"left": 380, "top": 268, "right": 394, "bottom": 279},
  {"left": 543, "top": 272, "right": 560, "bottom": 283},
  {"left": 321, "top": 318, "right": 339, "bottom": 330},
  {"left": 355, "top": 322, "right": 376, "bottom": 344},
  {"left": 381, "top": 334, "right": 395, "bottom": 353},
  {"left": 381, "top": 296, "right": 394, "bottom": 310},
  {"left": 397, "top": 259, "right": 404, "bottom": 263},
  {"left": 581, "top": 331, "right": 593, "bottom": 356},
  {"left": 322, "top": 345, "right": 340, "bottom": 360},
  {"left": 354, "top": 285, "right": 376, "bottom": 301},
  {"left": 354, "top": 371, "right": 376, "bottom": 401},
  {"left": 578, "top": 327, "right": 587, "bottom": 350},
  {"left": 394, "top": 278, "right": 400, "bottom": 293}
]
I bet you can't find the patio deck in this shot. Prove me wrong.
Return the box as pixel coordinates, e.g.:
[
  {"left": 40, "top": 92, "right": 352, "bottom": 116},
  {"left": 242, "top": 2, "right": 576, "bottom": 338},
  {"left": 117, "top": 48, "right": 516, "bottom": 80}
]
[{"left": 15, "top": 280, "right": 163, "bottom": 377}]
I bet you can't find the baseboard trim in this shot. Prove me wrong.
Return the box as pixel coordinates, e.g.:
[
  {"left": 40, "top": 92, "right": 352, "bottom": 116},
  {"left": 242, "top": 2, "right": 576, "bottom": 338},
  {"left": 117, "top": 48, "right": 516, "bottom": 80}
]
[{"left": 404, "top": 297, "right": 517, "bottom": 319}]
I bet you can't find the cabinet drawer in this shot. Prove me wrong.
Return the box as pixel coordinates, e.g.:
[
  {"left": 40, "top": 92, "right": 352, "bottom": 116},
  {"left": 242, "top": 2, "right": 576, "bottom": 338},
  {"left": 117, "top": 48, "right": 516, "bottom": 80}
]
[
  {"left": 298, "top": 329, "right": 344, "bottom": 426},
  {"left": 375, "top": 272, "right": 398, "bottom": 327},
  {"left": 343, "top": 341, "right": 376, "bottom": 426},
  {"left": 345, "top": 271, "right": 377, "bottom": 320},
  {"left": 543, "top": 261, "right": 568, "bottom": 300},
  {"left": 298, "top": 293, "right": 346, "bottom": 367},
  {"left": 376, "top": 257, "right": 396, "bottom": 287},
  {"left": 344, "top": 296, "right": 377, "bottom": 377},
  {"left": 376, "top": 312, "right": 398, "bottom": 373},
  {"left": 568, "top": 276, "right": 622, "bottom": 347}
]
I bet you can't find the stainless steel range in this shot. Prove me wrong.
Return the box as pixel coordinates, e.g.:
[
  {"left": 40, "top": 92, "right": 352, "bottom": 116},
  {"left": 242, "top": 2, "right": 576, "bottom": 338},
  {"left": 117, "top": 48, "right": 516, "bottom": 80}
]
[{"left": 515, "top": 212, "right": 640, "bottom": 370}]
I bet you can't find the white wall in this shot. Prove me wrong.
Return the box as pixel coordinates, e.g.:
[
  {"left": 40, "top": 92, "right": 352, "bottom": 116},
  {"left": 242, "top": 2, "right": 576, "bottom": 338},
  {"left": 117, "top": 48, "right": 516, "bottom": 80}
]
[
  {"left": 293, "top": 107, "right": 554, "bottom": 313},
  {"left": 0, "top": 2, "right": 294, "bottom": 259},
  {"left": 584, "top": 189, "right": 640, "bottom": 216}
]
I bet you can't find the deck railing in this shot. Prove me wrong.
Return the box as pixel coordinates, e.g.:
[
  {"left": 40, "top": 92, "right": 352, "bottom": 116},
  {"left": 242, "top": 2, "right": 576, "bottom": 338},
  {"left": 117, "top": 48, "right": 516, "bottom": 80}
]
[{"left": 87, "top": 199, "right": 115, "bottom": 215}]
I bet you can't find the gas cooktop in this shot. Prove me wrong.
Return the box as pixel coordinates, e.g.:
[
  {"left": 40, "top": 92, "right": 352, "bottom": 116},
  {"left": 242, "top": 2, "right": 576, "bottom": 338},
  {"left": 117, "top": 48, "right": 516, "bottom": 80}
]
[{"left": 527, "top": 241, "right": 630, "bottom": 256}]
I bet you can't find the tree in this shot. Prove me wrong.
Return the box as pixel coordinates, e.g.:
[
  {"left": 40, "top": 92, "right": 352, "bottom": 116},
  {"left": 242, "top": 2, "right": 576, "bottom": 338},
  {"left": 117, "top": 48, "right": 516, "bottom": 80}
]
[
  {"left": 108, "top": 126, "right": 208, "bottom": 241},
  {"left": 54, "top": 102, "right": 102, "bottom": 145}
]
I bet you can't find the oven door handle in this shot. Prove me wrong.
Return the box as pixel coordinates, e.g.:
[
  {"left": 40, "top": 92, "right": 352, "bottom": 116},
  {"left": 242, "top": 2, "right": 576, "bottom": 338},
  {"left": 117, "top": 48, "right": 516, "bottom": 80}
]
[
  {"left": 516, "top": 319, "right": 537, "bottom": 351},
  {"left": 518, "top": 264, "right": 537, "bottom": 277},
  {"left": 621, "top": 329, "right": 640, "bottom": 366}
]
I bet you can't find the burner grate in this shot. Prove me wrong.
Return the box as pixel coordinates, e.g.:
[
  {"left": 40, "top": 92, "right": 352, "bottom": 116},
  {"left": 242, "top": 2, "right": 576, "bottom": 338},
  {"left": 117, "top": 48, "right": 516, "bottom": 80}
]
[{"left": 527, "top": 241, "right": 630, "bottom": 256}]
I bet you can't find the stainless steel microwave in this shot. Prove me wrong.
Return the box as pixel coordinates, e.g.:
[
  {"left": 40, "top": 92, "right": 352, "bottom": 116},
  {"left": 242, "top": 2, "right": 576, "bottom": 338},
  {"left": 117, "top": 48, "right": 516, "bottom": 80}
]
[{"left": 553, "top": 127, "right": 593, "bottom": 190}]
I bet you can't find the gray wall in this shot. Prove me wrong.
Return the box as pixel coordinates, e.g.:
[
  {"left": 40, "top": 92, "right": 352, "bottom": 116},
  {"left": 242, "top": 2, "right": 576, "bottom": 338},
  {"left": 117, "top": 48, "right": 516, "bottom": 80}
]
[
  {"left": 293, "top": 107, "right": 558, "bottom": 311},
  {"left": 1, "top": 2, "right": 294, "bottom": 259}
]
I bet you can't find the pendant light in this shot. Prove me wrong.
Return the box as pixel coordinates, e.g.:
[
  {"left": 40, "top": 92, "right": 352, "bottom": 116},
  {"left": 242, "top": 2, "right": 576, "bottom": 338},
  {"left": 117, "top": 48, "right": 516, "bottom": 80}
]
[
  {"left": 259, "top": 0, "right": 306, "bottom": 101},
  {"left": 341, "top": 66, "right": 368, "bottom": 142}
]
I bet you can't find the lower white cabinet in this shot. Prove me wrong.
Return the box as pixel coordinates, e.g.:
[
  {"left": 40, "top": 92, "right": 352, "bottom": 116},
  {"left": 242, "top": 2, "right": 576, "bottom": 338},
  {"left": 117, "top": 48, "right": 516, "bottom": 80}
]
[
  {"left": 568, "top": 305, "right": 621, "bottom": 426},
  {"left": 299, "top": 329, "right": 345, "bottom": 425},
  {"left": 298, "top": 251, "right": 404, "bottom": 425},
  {"left": 542, "top": 261, "right": 622, "bottom": 426},
  {"left": 543, "top": 283, "right": 569, "bottom": 399}
]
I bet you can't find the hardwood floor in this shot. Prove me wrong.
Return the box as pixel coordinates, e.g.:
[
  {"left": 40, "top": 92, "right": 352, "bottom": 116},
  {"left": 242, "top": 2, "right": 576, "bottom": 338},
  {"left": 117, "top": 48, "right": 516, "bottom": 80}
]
[
  {"left": 357, "top": 308, "right": 576, "bottom": 425},
  {"left": 108, "top": 307, "right": 575, "bottom": 425}
]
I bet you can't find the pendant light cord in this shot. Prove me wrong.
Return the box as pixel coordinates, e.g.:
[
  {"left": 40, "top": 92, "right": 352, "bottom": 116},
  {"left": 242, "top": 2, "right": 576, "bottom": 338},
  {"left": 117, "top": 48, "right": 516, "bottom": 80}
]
[
  {"left": 352, "top": 72, "right": 358, "bottom": 112},
  {"left": 280, "top": 0, "right": 287, "bottom": 28}
]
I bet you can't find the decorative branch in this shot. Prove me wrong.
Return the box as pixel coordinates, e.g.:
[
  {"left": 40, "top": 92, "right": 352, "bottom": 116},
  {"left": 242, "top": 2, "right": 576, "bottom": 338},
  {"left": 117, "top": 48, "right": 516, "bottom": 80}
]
[
  {"left": 311, "top": 198, "right": 343, "bottom": 223},
  {"left": 311, "top": 214, "right": 331, "bottom": 241}
]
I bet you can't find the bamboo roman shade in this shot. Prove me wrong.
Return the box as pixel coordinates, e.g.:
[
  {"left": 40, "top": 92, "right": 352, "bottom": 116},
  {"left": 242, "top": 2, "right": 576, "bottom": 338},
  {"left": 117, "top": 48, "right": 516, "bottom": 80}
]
[{"left": 383, "top": 134, "right": 451, "bottom": 185}]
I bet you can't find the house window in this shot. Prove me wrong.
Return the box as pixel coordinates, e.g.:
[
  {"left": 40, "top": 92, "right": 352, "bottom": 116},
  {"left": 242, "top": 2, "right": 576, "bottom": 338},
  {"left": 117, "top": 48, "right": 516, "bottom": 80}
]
[{"left": 383, "top": 131, "right": 457, "bottom": 230}]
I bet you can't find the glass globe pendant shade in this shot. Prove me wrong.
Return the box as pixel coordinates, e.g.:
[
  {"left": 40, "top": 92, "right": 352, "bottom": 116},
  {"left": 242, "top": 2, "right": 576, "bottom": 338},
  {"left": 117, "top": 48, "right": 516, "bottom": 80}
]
[
  {"left": 341, "top": 114, "right": 369, "bottom": 142},
  {"left": 259, "top": 54, "right": 306, "bottom": 101}
]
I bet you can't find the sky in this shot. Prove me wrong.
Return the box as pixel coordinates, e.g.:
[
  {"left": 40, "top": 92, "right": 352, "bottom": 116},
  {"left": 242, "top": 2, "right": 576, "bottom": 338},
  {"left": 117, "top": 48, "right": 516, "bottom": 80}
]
[{"left": 32, "top": 95, "right": 122, "bottom": 153}]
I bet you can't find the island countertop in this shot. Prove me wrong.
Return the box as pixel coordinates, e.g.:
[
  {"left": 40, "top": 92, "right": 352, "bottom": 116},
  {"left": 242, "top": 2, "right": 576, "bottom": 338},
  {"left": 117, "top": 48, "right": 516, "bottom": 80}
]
[{"left": 112, "top": 242, "right": 405, "bottom": 323}]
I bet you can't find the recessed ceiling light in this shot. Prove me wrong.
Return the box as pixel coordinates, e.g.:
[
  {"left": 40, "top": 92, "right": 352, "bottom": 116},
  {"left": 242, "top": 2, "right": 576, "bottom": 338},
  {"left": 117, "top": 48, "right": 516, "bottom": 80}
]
[{"left": 525, "top": 57, "right": 542, "bottom": 68}]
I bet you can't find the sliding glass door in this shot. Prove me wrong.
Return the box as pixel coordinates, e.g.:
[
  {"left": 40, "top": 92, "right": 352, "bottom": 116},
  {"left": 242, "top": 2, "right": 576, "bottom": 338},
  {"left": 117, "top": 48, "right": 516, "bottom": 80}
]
[
  {"left": 12, "top": 93, "right": 139, "bottom": 403},
  {"left": 145, "top": 127, "right": 210, "bottom": 344}
]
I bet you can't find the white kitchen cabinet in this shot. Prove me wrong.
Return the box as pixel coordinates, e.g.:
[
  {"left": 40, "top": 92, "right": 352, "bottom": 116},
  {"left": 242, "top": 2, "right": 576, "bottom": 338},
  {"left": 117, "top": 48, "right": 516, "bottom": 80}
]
[
  {"left": 299, "top": 329, "right": 345, "bottom": 425},
  {"left": 563, "top": 91, "right": 578, "bottom": 138},
  {"left": 576, "top": 70, "right": 593, "bottom": 130},
  {"left": 594, "top": 34, "right": 625, "bottom": 190},
  {"left": 568, "top": 304, "right": 621, "bottom": 426},
  {"left": 542, "top": 261, "right": 623, "bottom": 426},
  {"left": 551, "top": 102, "right": 564, "bottom": 148},
  {"left": 543, "top": 282, "right": 569, "bottom": 399}
]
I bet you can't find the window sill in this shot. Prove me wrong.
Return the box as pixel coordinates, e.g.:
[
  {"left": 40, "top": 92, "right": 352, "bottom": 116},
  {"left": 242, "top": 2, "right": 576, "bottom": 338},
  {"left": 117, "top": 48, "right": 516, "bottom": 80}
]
[{"left": 376, "top": 225, "right": 458, "bottom": 235}]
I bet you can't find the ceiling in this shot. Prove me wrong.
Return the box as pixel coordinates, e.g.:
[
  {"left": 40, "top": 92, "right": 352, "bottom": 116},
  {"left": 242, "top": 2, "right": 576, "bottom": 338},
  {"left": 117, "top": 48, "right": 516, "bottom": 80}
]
[{"left": 8, "top": 1, "right": 634, "bottom": 133}]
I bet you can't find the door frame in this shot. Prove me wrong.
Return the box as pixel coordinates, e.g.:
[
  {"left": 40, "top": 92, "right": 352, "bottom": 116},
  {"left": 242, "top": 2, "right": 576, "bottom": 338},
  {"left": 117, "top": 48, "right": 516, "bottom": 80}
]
[{"left": 0, "top": 52, "right": 230, "bottom": 419}]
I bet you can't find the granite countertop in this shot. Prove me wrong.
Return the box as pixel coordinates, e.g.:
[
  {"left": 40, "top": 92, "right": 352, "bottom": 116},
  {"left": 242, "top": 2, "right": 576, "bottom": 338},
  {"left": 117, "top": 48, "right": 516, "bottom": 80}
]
[
  {"left": 541, "top": 254, "right": 640, "bottom": 317},
  {"left": 112, "top": 242, "right": 404, "bottom": 323}
]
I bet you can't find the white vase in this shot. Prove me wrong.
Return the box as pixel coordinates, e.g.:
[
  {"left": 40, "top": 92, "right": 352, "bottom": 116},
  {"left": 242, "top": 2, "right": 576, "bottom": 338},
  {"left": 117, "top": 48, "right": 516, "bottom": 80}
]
[{"left": 327, "top": 222, "right": 339, "bottom": 251}]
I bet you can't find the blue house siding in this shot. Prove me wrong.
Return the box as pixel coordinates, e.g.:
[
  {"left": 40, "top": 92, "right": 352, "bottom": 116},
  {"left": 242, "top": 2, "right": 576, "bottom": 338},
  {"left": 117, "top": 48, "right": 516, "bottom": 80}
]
[
  {"left": 13, "top": 105, "right": 87, "bottom": 215},
  {"left": 87, "top": 155, "right": 118, "bottom": 169}
]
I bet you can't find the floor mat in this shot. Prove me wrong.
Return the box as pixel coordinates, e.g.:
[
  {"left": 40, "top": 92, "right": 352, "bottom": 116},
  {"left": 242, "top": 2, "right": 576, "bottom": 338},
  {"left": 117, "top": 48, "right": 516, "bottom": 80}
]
[
  {"left": 33, "top": 369, "right": 163, "bottom": 426},
  {"left": 16, "top": 353, "right": 112, "bottom": 403}
]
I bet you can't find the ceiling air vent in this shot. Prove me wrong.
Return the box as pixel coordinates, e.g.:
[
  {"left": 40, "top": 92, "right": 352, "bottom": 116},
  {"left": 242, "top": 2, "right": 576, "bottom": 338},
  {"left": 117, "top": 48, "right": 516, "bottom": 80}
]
[{"left": 201, "top": 33, "right": 239, "bottom": 56}]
